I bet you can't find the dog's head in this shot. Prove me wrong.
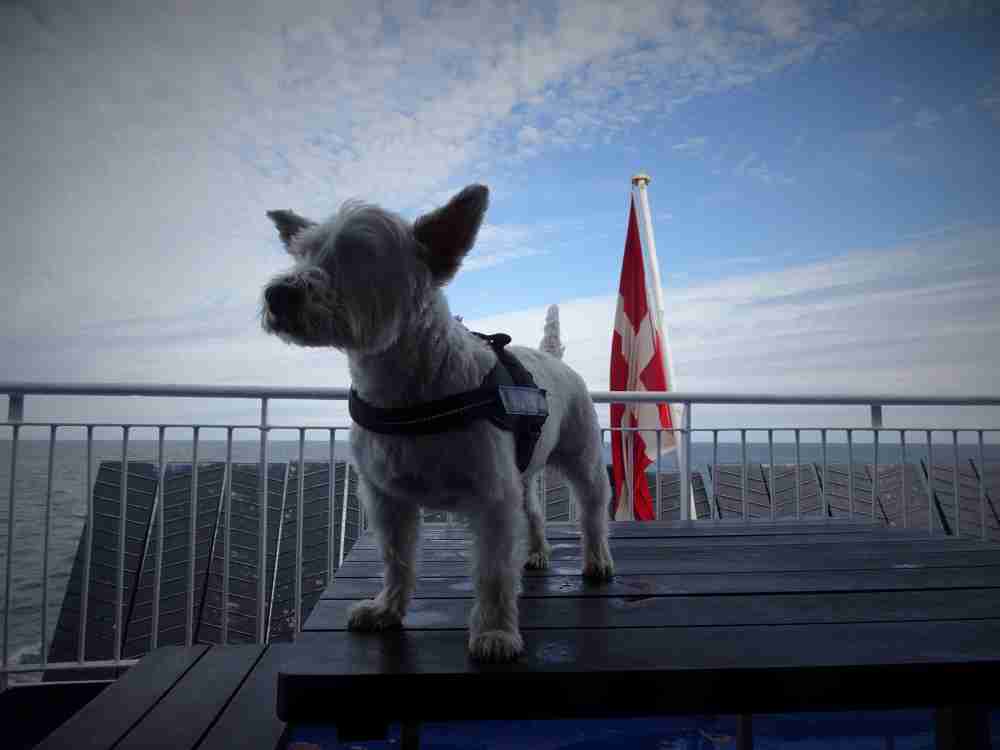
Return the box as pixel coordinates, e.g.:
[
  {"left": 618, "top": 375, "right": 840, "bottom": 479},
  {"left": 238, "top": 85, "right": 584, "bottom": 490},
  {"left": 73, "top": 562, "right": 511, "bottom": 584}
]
[{"left": 262, "top": 184, "right": 488, "bottom": 353}]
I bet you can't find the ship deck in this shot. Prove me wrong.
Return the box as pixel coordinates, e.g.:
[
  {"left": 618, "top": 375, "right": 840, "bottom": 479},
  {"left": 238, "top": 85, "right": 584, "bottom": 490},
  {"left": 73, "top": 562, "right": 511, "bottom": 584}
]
[{"left": 31, "top": 517, "right": 1000, "bottom": 749}]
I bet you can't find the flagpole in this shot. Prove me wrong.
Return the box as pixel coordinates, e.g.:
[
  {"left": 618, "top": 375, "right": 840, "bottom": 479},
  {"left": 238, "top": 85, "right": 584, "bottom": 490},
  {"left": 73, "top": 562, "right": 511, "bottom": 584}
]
[{"left": 630, "top": 173, "right": 693, "bottom": 520}]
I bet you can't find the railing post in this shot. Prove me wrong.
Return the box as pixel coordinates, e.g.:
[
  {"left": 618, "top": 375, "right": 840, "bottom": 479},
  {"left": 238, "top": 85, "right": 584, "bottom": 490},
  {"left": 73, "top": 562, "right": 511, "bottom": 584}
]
[
  {"left": 7, "top": 393, "right": 23, "bottom": 423},
  {"left": 339, "top": 461, "right": 351, "bottom": 567},
  {"left": 680, "top": 403, "right": 693, "bottom": 521},
  {"left": 2, "top": 423, "right": 19, "bottom": 691},
  {"left": 258, "top": 398, "right": 269, "bottom": 644},
  {"left": 187, "top": 427, "right": 199, "bottom": 647}
]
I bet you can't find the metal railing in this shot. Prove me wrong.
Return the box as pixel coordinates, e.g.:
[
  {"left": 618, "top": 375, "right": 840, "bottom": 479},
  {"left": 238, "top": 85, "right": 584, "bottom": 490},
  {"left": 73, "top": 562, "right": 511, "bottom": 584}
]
[{"left": 2, "top": 381, "right": 999, "bottom": 686}]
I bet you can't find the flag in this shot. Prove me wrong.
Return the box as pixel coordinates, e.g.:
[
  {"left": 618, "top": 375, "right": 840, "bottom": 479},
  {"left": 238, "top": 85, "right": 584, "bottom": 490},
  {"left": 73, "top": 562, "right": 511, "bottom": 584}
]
[{"left": 610, "top": 196, "right": 675, "bottom": 520}]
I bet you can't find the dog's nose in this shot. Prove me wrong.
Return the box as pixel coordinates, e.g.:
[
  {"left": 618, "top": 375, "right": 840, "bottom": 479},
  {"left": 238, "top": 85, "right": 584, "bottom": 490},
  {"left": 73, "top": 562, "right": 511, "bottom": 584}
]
[{"left": 265, "top": 284, "right": 304, "bottom": 315}]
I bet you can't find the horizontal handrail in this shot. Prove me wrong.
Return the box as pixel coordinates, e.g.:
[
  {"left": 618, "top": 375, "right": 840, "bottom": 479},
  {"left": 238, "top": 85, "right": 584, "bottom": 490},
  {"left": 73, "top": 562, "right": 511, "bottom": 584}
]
[{"left": 2, "top": 381, "right": 1000, "bottom": 406}]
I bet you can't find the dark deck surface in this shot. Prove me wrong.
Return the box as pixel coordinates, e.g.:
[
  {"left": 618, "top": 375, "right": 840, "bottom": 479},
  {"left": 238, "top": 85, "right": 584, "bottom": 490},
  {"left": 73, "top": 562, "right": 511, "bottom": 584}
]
[
  {"left": 35, "top": 643, "right": 288, "bottom": 750},
  {"left": 279, "top": 518, "right": 1000, "bottom": 728}
]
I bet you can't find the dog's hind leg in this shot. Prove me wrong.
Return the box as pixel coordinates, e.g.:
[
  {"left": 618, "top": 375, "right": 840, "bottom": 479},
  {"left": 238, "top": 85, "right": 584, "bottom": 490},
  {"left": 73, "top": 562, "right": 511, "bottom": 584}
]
[
  {"left": 347, "top": 479, "right": 421, "bottom": 631},
  {"left": 522, "top": 473, "right": 551, "bottom": 570},
  {"left": 556, "top": 456, "right": 615, "bottom": 581},
  {"left": 468, "top": 487, "right": 525, "bottom": 662}
]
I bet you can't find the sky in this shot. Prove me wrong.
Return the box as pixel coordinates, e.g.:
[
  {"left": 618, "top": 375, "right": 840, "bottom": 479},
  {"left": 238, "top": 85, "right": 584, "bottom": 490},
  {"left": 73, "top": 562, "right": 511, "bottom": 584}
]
[{"left": 2, "top": 0, "right": 999, "bottom": 436}]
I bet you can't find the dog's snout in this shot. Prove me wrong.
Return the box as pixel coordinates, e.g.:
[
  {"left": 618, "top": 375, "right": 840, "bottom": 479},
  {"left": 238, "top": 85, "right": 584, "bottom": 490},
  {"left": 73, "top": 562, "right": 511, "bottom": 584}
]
[{"left": 265, "top": 284, "right": 304, "bottom": 315}]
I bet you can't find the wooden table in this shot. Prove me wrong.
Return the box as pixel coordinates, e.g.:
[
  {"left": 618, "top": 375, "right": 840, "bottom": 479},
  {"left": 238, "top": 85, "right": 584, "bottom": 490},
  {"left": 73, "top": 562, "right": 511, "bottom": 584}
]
[{"left": 279, "top": 519, "right": 1000, "bottom": 746}]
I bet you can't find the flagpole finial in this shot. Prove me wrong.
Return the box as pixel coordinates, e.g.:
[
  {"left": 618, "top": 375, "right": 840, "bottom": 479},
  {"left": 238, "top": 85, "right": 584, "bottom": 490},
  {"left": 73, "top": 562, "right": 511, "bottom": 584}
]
[{"left": 631, "top": 173, "right": 651, "bottom": 187}]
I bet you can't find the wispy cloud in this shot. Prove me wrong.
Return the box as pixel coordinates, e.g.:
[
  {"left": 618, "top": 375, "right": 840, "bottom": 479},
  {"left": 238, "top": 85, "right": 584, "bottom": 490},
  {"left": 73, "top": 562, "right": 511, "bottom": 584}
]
[
  {"left": 913, "top": 107, "right": 942, "bottom": 129},
  {"left": 463, "top": 222, "right": 550, "bottom": 271},
  {"left": 734, "top": 151, "right": 795, "bottom": 186},
  {"left": 672, "top": 136, "right": 708, "bottom": 153},
  {"left": 979, "top": 76, "right": 1000, "bottom": 122}
]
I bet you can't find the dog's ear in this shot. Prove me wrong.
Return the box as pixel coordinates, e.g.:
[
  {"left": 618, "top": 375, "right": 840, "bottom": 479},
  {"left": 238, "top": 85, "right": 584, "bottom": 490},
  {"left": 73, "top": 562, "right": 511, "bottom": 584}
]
[
  {"left": 267, "top": 209, "right": 315, "bottom": 251},
  {"left": 414, "top": 184, "right": 489, "bottom": 285}
]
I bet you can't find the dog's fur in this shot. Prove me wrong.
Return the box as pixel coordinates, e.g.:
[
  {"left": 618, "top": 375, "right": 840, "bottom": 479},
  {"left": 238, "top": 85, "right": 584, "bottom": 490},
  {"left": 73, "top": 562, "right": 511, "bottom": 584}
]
[{"left": 261, "top": 185, "right": 614, "bottom": 662}]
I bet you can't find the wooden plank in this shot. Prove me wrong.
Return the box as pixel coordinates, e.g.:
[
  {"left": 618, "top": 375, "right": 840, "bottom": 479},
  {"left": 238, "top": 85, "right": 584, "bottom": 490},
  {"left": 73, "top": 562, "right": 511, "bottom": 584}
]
[
  {"left": 306, "top": 588, "right": 1000, "bottom": 631},
  {"left": 116, "top": 644, "right": 264, "bottom": 750},
  {"left": 333, "top": 542, "right": 1000, "bottom": 578},
  {"left": 278, "top": 620, "right": 1000, "bottom": 722},
  {"left": 347, "top": 530, "right": 965, "bottom": 557},
  {"left": 36, "top": 645, "right": 208, "bottom": 750},
  {"left": 321, "top": 565, "right": 1000, "bottom": 601},
  {"left": 198, "top": 644, "right": 288, "bottom": 750},
  {"left": 415, "top": 518, "right": 882, "bottom": 539}
]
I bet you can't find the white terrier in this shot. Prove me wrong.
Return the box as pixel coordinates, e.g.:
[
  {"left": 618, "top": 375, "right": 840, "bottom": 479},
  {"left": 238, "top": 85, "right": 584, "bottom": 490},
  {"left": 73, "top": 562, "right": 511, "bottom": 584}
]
[{"left": 262, "top": 185, "right": 614, "bottom": 662}]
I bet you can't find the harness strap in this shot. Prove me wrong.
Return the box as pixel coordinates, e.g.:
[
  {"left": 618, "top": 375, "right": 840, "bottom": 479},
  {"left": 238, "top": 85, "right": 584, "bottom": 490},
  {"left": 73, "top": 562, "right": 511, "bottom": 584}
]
[{"left": 348, "top": 332, "right": 548, "bottom": 472}]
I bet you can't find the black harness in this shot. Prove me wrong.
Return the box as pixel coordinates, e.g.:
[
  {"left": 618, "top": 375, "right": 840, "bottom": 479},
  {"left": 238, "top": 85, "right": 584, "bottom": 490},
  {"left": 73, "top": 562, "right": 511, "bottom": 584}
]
[{"left": 348, "top": 333, "right": 548, "bottom": 473}]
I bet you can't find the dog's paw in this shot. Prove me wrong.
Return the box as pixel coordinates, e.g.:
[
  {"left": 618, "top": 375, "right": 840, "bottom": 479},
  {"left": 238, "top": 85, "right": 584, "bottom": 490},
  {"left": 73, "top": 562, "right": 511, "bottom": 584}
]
[
  {"left": 582, "top": 543, "right": 615, "bottom": 581},
  {"left": 524, "top": 547, "right": 550, "bottom": 570},
  {"left": 347, "top": 599, "right": 403, "bottom": 632},
  {"left": 469, "top": 629, "right": 524, "bottom": 663}
]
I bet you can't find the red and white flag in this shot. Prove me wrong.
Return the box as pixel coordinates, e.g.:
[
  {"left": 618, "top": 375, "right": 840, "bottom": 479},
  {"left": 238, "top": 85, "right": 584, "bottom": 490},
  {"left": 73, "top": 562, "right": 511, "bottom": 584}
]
[{"left": 609, "top": 196, "right": 675, "bottom": 521}]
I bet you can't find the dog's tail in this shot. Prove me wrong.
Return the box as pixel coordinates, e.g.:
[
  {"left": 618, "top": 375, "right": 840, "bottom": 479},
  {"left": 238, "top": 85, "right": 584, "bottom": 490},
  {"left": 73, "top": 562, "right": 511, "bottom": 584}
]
[{"left": 539, "top": 304, "right": 565, "bottom": 360}]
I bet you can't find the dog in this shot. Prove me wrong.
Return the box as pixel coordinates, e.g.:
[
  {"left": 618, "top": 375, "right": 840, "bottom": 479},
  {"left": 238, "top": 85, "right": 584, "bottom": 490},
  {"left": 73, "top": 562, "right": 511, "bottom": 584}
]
[{"left": 262, "top": 184, "right": 614, "bottom": 662}]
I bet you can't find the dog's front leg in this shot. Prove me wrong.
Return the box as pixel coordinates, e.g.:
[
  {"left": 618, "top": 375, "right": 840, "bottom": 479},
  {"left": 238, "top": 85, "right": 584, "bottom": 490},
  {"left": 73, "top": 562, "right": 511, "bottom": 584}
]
[
  {"left": 347, "top": 481, "right": 420, "bottom": 632},
  {"left": 468, "top": 494, "right": 525, "bottom": 662}
]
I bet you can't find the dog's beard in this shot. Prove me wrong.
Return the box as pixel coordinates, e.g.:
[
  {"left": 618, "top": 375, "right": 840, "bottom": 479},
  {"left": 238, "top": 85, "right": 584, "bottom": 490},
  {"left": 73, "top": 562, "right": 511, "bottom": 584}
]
[
  {"left": 262, "top": 300, "right": 343, "bottom": 348},
  {"left": 262, "top": 300, "right": 401, "bottom": 354}
]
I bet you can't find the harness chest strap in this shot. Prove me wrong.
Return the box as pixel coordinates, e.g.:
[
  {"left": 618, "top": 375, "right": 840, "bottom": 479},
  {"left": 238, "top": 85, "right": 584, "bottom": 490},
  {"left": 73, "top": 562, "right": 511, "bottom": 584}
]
[{"left": 348, "top": 333, "right": 548, "bottom": 473}]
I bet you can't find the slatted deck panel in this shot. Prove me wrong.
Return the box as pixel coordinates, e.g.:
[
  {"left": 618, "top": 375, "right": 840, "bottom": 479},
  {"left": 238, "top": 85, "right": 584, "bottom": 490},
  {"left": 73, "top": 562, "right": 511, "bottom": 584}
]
[
  {"left": 709, "top": 463, "right": 776, "bottom": 518},
  {"left": 278, "top": 519, "right": 1000, "bottom": 732},
  {"left": 125, "top": 463, "right": 227, "bottom": 655},
  {"left": 765, "top": 463, "right": 824, "bottom": 517},
  {"left": 651, "top": 470, "right": 712, "bottom": 520},
  {"left": 923, "top": 460, "right": 1000, "bottom": 542},
  {"left": 862, "top": 462, "right": 934, "bottom": 531},
  {"left": 46, "top": 461, "right": 363, "bottom": 677},
  {"left": 47, "top": 462, "right": 159, "bottom": 679}
]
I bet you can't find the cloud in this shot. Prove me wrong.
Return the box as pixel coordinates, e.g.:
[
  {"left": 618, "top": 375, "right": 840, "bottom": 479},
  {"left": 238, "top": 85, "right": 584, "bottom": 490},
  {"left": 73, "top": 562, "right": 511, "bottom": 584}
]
[
  {"left": 672, "top": 136, "right": 708, "bottom": 153},
  {"left": 746, "top": 0, "right": 813, "bottom": 41},
  {"left": 463, "top": 223, "right": 1000, "bottom": 430},
  {"left": 979, "top": 77, "right": 1000, "bottom": 122},
  {"left": 735, "top": 152, "right": 760, "bottom": 176},
  {"left": 5, "top": 222, "right": 998, "bottom": 432},
  {"left": 734, "top": 151, "right": 795, "bottom": 185},
  {"left": 465, "top": 222, "right": 552, "bottom": 271},
  {"left": 517, "top": 126, "right": 543, "bottom": 146},
  {"left": 913, "top": 107, "right": 942, "bottom": 129}
]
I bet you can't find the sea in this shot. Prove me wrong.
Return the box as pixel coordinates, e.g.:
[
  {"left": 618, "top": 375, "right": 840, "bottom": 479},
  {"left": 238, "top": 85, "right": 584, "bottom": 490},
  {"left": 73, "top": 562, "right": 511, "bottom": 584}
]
[{"left": 1, "top": 437, "right": 998, "bottom": 684}]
